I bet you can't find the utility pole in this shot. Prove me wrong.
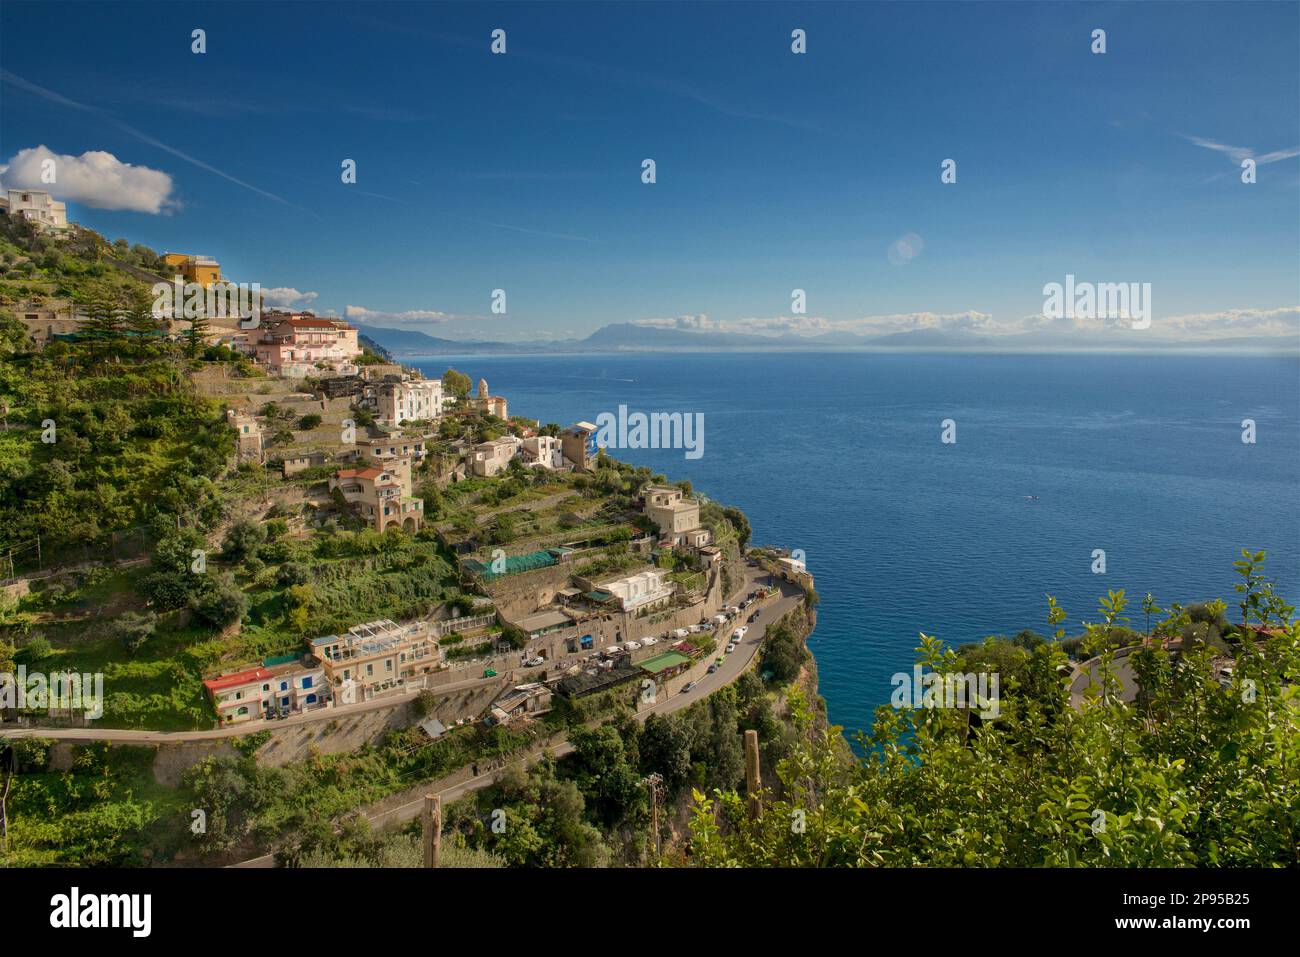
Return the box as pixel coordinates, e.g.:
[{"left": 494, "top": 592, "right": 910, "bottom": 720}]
[
  {"left": 1, "top": 744, "right": 15, "bottom": 855},
  {"left": 422, "top": 793, "right": 441, "bottom": 868},
  {"left": 744, "top": 729, "right": 763, "bottom": 820}
]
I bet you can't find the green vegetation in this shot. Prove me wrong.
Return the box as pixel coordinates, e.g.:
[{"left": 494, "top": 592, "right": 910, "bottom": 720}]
[
  {"left": 1, "top": 739, "right": 189, "bottom": 867},
  {"left": 689, "top": 555, "right": 1299, "bottom": 868}
]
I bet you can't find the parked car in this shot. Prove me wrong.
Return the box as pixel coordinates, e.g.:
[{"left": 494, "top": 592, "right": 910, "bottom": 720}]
[
  {"left": 749, "top": 610, "right": 761, "bottom": 622},
  {"left": 734, "top": 626, "right": 749, "bottom": 640},
  {"left": 525, "top": 656, "right": 545, "bottom": 667},
  {"left": 681, "top": 681, "right": 697, "bottom": 693},
  {"left": 726, "top": 642, "right": 737, "bottom": 654},
  {"left": 626, "top": 641, "right": 642, "bottom": 651},
  {"left": 707, "top": 664, "right": 719, "bottom": 674}
]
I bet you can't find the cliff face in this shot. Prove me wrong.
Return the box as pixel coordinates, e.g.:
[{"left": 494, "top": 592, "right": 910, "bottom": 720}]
[{"left": 772, "top": 603, "right": 829, "bottom": 730}]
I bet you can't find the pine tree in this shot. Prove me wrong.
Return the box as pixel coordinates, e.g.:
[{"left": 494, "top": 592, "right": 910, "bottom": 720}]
[
  {"left": 126, "top": 299, "right": 161, "bottom": 356},
  {"left": 80, "top": 297, "right": 123, "bottom": 354},
  {"left": 185, "top": 311, "right": 211, "bottom": 358}
]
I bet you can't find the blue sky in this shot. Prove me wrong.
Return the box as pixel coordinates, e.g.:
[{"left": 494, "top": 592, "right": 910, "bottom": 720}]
[{"left": 1, "top": 1, "right": 1297, "bottom": 343}]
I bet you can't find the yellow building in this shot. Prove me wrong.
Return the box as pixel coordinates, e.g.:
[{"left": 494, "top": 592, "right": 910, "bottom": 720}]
[{"left": 162, "top": 253, "right": 223, "bottom": 286}]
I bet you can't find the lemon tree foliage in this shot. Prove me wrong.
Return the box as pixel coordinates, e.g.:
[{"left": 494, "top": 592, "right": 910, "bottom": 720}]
[{"left": 690, "top": 555, "right": 1299, "bottom": 867}]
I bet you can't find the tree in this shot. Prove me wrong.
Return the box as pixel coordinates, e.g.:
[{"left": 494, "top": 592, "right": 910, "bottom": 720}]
[
  {"left": 15, "top": 634, "right": 52, "bottom": 666},
  {"left": 125, "top": 298, "right": 161, "bottom": 351},
  {"left": 442, "top": 368, "right": 472, "bottom": 398},
  {"left": 221, "top": 520, "right": 266, "bottom": 564},
  {"left": 760, "top": 615, "right": 807, "bottom": 682},
  {"left": 298, "top": 414, "right": 322, "bottom": 430},
  {"left": 639, "top": 712, "right": 692, "bottom": 792},
  {"left": 185, "top": 312, "right": 211, "bottom": 358},
  {"left": 81, "top": 298, "right": 124, "bottom": 353},
  {"left": 690, "top": 557, "right": 1300, "bottom": 868},
  {"left": 191, "top": 573, "right": 248, "bottom": 628},
  {"left": 140, "top": 528, "right": 208, "bottom": 609},
  {"left": 112, "top": 611, "right": 157, "bottom": 655},
  {"left": 723, "top": 507, "right": 752, "bottom": 550}
]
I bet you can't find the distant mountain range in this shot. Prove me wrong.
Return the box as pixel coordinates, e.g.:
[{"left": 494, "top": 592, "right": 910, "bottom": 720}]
[{"left": 353, "top": 321, "right": 1298, "bottom": 356}]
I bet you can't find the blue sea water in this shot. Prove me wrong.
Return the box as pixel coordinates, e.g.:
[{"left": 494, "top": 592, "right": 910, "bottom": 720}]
[{"left": 412, "top": 352, "right": 1300, "bottom": 740}]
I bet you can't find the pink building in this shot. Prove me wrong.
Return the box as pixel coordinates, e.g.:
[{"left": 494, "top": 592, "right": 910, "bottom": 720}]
[{"left": 253, "top": 312, "right": 360, "bottom": 373}]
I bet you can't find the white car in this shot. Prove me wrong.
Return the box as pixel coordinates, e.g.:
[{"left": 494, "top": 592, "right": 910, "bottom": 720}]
[
  {"left": 525, "top": 656, "right": 545, "bottom": 667},
  {"left": 734, "top": 626, "right": 749, "bottom": 640},
  {"left": 642, "top": 636, "right": 658, "bottom": 646},
  {"left": 726, "top": 642, "right": 738, "bottom": 654},
  {"left": 625, "top": 641, "right": 641, "bottom": 651}
]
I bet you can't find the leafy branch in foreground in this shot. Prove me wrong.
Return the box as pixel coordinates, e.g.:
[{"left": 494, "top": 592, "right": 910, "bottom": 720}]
[{"left": 689, "top": 554, "right": 1299, "bottom": 867}]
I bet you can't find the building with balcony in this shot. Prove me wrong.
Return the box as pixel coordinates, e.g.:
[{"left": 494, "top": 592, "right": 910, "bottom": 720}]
[
  {"left": 641, "top": 484, "right": 710, "bottom": 547},
  {"left": 253, "top": 312, "right": 361, "bottom": 374},
  {"left": 1, "top": 189, "right": 69, "bottom": 231},
  {"left": 581, "top": 567, "right": 675, "bottom": 613},
  {"left": 375, "top": 378, "right": 443, "bottom": 426},
  {"left": 329, "top": 463, "right": 424, "bottom": 532},
  {"left": 355, "top": 434, "right": 428, "bottom": 466},
  {"left": 561, "top": 421, "right": 599, "bottom": 472},
  {"left": 521, "top": 434, "right": 563, "bottom": 469},
  {"left": 225, "top": 409, "right": 264, "bottom": 463},
  {"left": 161, "top": 252, "right": 222, "bottom": 285},
  {"left": 471, "top": 435, "right": 522, "bottom": 477},
  {"left": 310, "top": 619, "right": 442, "bottom": 700},
  {"left": 202, "top": 655, "right": 327, "bottom": 725}
]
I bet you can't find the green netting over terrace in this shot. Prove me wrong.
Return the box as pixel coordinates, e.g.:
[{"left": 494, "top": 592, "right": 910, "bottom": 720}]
[{"left": 463, "top": 547, "right": 571, "bottom": 581}]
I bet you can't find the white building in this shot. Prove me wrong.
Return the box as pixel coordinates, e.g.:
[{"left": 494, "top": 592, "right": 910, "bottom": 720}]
[
  {"left": 377, "top": 378, "right": 443, "bottom": 427},
  {"left": 472, "top": 435, "right": 522, "bottom": 477},
  {"left": 521, "top": 435, "right": 563, "bottom": 469},
  {"left": 602, "top": 568, "right": 674, "bottom": 612},
  {"left": 1, "top": 189, "right": 69, "bottom": 231}
]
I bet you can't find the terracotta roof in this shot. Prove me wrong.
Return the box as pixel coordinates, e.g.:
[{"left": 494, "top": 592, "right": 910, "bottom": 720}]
[
  {"left": 335, "top": 467, "right": 385, "bottom": 480},
  {"left": 203, "top": 667, "right": 272, "bottom": 692},
  {"left": 276, "top": 317, "right": 339, "bottom": 329}
]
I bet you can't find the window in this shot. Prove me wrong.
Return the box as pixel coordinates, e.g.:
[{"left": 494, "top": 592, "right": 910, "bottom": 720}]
[
  {"left": 386, "top": 660, "right": 393, "bottom": 671},
  {"left": 280, "top": 681, "right": 288, "bottom": 691},
  {"left": 367, "top": 664, "right": 374, "bottom": 676},
  {"left": 302, "top": 676, "right": 313, "bottom": 688}
]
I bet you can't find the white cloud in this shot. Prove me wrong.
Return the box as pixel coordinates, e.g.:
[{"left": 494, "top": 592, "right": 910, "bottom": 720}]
[
  {"left": 344, "top": 304, "right": 490, "bottom": 328},
  {"left": 0, "top": 145, "right": 176, "bottom": 213},
  {"left": 1180, "top": 134, "right": 1300, "bottom": 166},
  {"left": 1156, "top": 306, "right": 1300, "bottom": 340},
  {"left": 261, "top": 287, "right": 319, "bottom": 309},
  {"left": 632, "top": 311, "right": 1000, "bottom": 339},
  {"left": 629, "top": 307, "right": 1298, "bottom": 343}
]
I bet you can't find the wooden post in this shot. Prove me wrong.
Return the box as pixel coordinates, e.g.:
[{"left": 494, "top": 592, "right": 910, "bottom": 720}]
[
  {"left": 744, "top": 729, "right": 762, "bottom": 819},
  {"left": 422, "top": 793, "right": 441, "bottom": 868}
]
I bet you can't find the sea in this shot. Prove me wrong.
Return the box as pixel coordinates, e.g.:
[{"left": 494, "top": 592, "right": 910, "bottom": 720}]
[{"left": 410, "top": 351, "right": 1300, "bottom": 740}]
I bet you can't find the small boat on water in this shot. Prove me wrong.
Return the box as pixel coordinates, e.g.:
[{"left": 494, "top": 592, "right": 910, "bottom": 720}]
[{"left": 1024, "top": 495, "right": 1039, "bottom": 500}]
